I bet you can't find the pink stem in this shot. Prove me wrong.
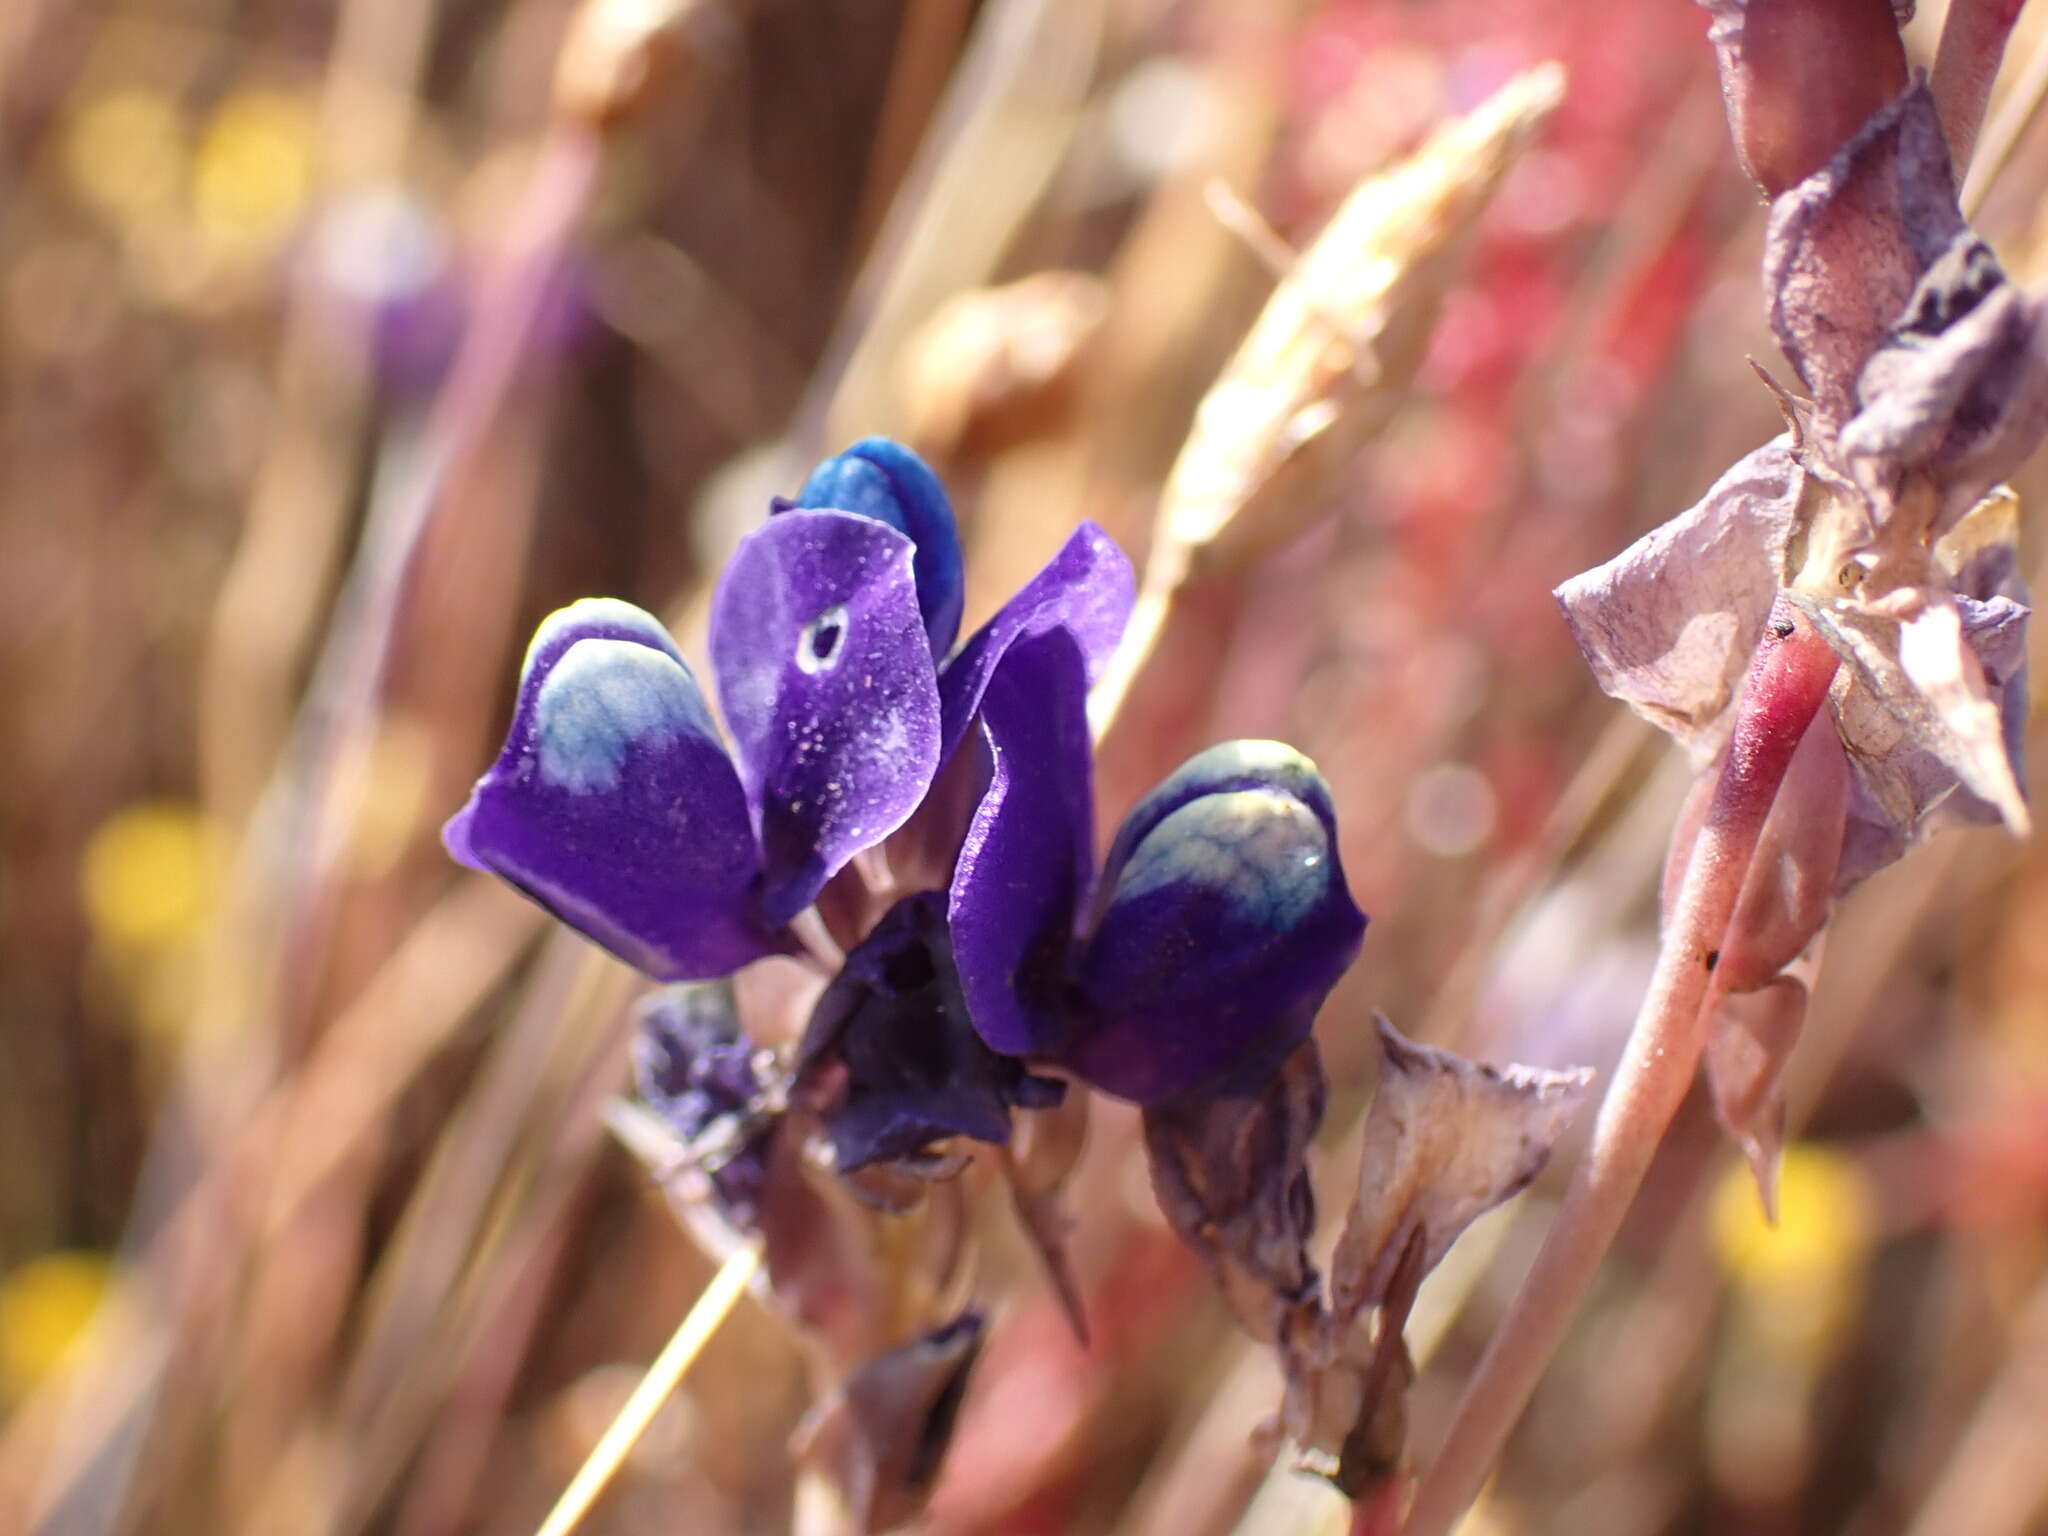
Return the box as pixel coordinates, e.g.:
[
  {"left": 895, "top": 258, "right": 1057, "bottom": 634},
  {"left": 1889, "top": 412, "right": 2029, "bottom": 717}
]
[
  {"left": 1401, "top": 599, "right": 1840, "bottom": 1536},
  {"left": 1932, "top": 0, "right": 2027, "bottom": 174}
]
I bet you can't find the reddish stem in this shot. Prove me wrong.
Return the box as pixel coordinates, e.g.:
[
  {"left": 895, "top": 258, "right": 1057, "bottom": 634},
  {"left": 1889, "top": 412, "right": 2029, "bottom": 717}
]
[
  {"left": 1703, "top": 0, "right": 1908, "bottom": 196},
  {"left": 1401, "top": 598, "right": 1840, "bottom": 1536},
  {"left": 1933, "top": 0, "right": 2028, "bottom": 174}
]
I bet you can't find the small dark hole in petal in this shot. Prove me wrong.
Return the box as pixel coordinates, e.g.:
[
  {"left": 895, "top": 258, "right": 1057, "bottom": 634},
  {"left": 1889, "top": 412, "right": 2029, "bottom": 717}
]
[{"left": 811, "top": 620, "right": 843, "bottom": 661}]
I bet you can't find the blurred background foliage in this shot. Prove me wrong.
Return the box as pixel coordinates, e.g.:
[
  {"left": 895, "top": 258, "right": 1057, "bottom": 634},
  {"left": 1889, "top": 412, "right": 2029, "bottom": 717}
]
[{"left": 7, "top": 0, "right": 2048, "bottom": 1532}]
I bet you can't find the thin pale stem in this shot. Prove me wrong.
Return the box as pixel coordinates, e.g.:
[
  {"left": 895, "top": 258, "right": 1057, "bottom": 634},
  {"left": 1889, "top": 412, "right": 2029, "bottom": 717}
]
[
  {"left": 1402, "top": 600, "right": 1839, "bottom": 1536},
  {"left": 789, "top": 906, "right": 847, "bottom": 972},
  {"left": 532, "top": 1243, "right": 760, "bottom": 1536}
]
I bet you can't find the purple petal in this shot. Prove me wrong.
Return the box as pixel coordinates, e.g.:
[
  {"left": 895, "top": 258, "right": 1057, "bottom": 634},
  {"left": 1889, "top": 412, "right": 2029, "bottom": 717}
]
[
  {"left": 1096, "top": 738, "right": 1343, "bottom": 903},
  {"left": 937, "top": 522, "right": 1134, "bottom": 760},
  {"left": 1071, "top": 746, "right": 1368, "bottom": 1104},
  {"left": 947, "top": 629, "right": 1097, "bottom": 1057},
  {"left": 444, "top": 603, "right": 783, "bottom": 979},
  {"left": 711, "top": 510, "right": 942, "bottom": 924},
  {"left": 447, "top": 597, "right": 688, "bottom": 871}
]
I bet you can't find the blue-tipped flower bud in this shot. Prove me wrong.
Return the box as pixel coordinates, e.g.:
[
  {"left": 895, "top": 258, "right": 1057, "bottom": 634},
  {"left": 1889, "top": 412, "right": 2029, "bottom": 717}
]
[
  {"left": 787, "top": 437, "right": 966, "bottom": 658},
  {"left": 1069, "top": 742, "right": 1367, "bottom": 1104}
]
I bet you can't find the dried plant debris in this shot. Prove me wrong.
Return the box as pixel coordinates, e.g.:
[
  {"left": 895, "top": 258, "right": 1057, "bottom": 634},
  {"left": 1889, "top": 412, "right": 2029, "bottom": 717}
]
[
  {"left": 1330, "top": 1018, "right": 1594, "bottom": 1324},
  {"left": 1142, "top": 1040, "right": 1328, "bottom": 1346},
  {"left": 1141, "top": 1022, "right": 1590, "bottom": 1496},
  {"left": 1155, "top": 63, "right": 1564, "bottom": 582},
  {"left": 1558, "top": 51, "right": 2042, "bottom": 1213},
  {"left": 794, "top": 1311, "right": 986, "bottom": 1535}
]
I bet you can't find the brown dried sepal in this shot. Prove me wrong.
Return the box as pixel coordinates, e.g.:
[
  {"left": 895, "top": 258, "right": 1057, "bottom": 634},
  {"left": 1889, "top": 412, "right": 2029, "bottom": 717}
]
[
  {"left": 1140, "top": 1040, "right": 1327, "bottom": 1345},
  {"left": 793, "top": 1312, "right": 986, "bottom": 1534},
  {"left": 1329, "top": 1019, "right": 1593, "bottom": 1324}
]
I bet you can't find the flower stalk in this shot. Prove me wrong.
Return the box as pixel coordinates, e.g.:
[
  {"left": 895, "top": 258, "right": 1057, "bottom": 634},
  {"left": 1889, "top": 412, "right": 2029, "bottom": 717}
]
[{"left": 1403, "top": 600, "right": 1840, "bottom": 1536}]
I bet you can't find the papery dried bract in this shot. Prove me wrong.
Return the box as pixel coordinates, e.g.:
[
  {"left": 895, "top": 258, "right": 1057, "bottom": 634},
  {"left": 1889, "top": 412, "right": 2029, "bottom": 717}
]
[
  {"left": 795, "top": 1312, "right": 985, "bottom": 1535},
  {"left": 1706, "top": 944, "right": 1822, "bottom": 1219},
  {"left": 1141, "top": 1041, "right": 1326, "bottom": 1344},
  {"left": 1764, "top": 83, "right": 1965, "bottom": 437},
  {"left": 1555, "top": 442, "right": 1801, "bottom": 764},
  {"left": 1841, "top": 236, "right": 2048, "bottom": 525},
  {"left": 1330, "top": 1019, "right": 1592, "bottom": 1322}
]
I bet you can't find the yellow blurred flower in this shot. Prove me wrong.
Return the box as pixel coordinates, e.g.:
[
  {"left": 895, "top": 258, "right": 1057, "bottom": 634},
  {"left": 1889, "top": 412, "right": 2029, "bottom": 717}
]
[
  {"left": 80, "top": 801, "right": 217, "bottom": 951},
  {"left": 1712, "top": 1142, "right": 1872, "bottom": 1359},
  {"left": 64, "top": 89, "right": 189, "bottom": 226},
  {"left": 0, "top": 1252, "right": 113, "bottom": 1401},
  {"left": 192, "top": 89, "right": 316, "bottom": 256}
]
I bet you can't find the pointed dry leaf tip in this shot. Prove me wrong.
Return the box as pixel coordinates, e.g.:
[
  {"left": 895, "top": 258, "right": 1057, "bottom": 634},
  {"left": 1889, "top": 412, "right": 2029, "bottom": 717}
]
[
  {"left": 1140, "top": 1040, "right": 1327, "bottom": 1344},
  {"left": 1706, "top": 960, "right": 1816, "bottom": 1221},
  {"left": 1697, "top": 0, "right": 1909, "bottom": 196},
  {"left": 796, "top": 1312, "right": 985, "bottom": 1535},
  {"left": 1155, "top": 63, "right": 1563, "bottom": 581},
  {"left": 1555, "top": 441, "right": 1802, "bottom": 763},
  {"left": 1329, "top": 1019, "right": 1593, "bottom": 1322}
]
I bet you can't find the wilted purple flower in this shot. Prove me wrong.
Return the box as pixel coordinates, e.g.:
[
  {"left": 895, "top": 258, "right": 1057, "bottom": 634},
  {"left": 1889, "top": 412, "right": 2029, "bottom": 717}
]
[
  {"left": 630, "top": 982, "right": 777, "bottom": 1227},
  {"left": 793, "top": 890, "right": 1063, "bottom": 1179},
  {"left": 952, "top": 737, "right": 1369, "bottom": 1104}
]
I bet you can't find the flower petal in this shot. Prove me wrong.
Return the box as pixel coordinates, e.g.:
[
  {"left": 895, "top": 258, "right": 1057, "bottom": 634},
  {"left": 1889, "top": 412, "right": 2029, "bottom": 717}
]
[
  {"left": 947, "top": 629, "right": 1096, "bottom": 1058},
  {"left": 786, "top": 438, "right": 966, "bottom": 657},
  {"left": 711, "top": 509, "right": 942, "bottom": 924},
  {"left": 937, "top": 521, "right": 1134, "bottom": 760},
  {"left": 1555, "top": 440, "right": 1800, "bottom": 762},
  {"left": 444, "top": 605, "right": 780, "bottom": 979},
  {"left": 1095, "top": 738, "right": 1342, "bottom": 901},
  {"left": 1069, "top": 746, "right": 1367, "bottom": 1104}
]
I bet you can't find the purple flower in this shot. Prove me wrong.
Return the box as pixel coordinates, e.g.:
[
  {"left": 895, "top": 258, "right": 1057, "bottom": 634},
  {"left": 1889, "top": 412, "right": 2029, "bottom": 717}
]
[
  {"left": 951, "top": 737, "right": 1370, "bottom": 1104},
  {"left": 444, "top": 438, "right": 1131, "bottom": 981}
]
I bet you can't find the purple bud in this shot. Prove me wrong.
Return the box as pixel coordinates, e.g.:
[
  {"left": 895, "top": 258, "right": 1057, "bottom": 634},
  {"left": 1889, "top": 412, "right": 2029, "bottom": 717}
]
[
  {"left": 785, "top": 438, "right": 966, "bottom": 658},
  {"left": 1068, "top": 742, "right": 1367, "bottom": 1104}
]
